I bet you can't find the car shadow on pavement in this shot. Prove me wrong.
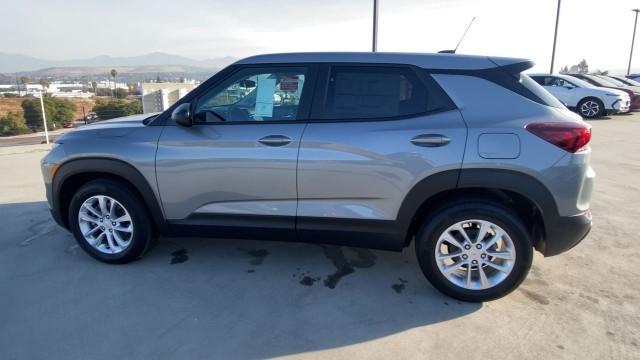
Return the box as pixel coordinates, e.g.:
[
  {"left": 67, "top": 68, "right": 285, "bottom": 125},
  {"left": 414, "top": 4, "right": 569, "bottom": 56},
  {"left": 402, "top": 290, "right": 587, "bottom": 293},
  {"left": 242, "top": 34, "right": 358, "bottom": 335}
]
[{"left": 0, "top": 201, "right": 481, "bottom": 360}]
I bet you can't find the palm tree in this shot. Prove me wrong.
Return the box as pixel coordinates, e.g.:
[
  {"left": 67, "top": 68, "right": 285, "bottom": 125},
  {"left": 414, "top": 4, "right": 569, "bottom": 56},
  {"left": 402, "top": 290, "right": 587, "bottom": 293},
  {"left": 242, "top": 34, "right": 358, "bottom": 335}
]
[
  {"left": 19, "top": 76, "right": 29, "bottom": 95},
  {"left": 110, "top": 69, "right": 118, "bottom": 98},
  {"left": 39, "top": 79, "right": 50, "bottom": 93}
]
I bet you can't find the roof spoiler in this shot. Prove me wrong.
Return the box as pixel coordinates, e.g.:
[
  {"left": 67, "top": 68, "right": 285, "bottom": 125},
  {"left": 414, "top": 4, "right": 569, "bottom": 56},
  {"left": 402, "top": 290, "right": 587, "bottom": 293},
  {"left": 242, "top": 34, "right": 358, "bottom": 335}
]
[{"left": 489, "top": 57, "right": 534, "bottom": 75}]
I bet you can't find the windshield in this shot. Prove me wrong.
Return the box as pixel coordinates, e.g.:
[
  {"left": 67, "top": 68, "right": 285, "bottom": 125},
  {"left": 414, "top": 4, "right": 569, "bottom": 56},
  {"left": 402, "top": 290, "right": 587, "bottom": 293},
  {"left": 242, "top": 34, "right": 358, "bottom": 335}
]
[
  {"left": 597, "top": 75, "right": 625, "bottom": 86},
  {"left": 616, "top": 76, "right": 640, "bottom": 86},
  {"left": 583, "top": 74, "right": 618, "bottom": 87}
]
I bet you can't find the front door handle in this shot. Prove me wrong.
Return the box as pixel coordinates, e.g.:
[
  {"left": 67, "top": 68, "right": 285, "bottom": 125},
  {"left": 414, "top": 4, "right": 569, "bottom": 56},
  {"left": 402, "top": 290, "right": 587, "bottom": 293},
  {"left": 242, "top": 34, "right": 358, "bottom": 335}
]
[
  {"left": 410, "top": 134, "right": 451, "bottom": 147},
  {"left": 258, "top": 135, "right": 293, "bottom": 147}
]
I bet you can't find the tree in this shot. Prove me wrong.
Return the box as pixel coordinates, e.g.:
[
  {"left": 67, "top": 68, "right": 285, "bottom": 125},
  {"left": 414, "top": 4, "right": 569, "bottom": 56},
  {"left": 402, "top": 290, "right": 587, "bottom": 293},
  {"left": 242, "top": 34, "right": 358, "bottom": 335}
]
[
  {"left": 91, "top": 81, "right": 98, "bottom": 93},
  {"left": 156, "top": 74, "right": 162, "bottom": 83},
  {"left": 592, "top": 69, "right": 609, "bottom": 75},
  {"left": 92, "top": 99, "right": 142, "bottom": 120},
  {"left": 21, "top": 95, "right": 76, "bottom": 130},
  {"left": 127, "top": 82, "right": 137, "bottom": 95},
  {"left": 113, "top": 88, "right": 128, "bottom": 99},
  {"left": 95, "top": 88, "right": 112, "bottom": 97},
  {"left": 19, "top": 76, "right": 29, "bottom": 94},
  {"left": 559, "top": 65, "right": 569, "bottom": 74},
  {"left": 577, "top": 59, "right": 589, "bottom": 74},
  {"left": 39, "top": 79, "right": 50, "bottom": 92},
  {"left": 125, "top": 99, "right": 142, "bottom": 114},
  {"left": 0, "top": 112, "right": 31, "bottom": 136},
  {"left": 110, "top": 69, "right": 118, "bottom": 98}
]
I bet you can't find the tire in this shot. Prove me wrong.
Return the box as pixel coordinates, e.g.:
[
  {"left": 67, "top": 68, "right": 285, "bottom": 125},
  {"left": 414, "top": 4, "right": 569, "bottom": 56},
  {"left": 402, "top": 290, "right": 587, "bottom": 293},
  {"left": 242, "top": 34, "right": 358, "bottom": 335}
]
[
  {"left": 415, "top": 200, "right": 533, "bottom": 302},
  {"left": 68, "top": 179, "right": 156, "bottom": 264},
  {"left": 577, "top": 98, "right": 604, "bottom": 119}
]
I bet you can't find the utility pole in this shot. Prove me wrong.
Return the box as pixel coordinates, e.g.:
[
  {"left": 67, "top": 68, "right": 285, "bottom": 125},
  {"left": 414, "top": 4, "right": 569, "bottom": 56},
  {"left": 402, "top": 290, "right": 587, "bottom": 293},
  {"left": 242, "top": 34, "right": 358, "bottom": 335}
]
[
  {"left": 550, "top": 0, "right": 562, "bottom": 73},
  {"left": 372, "top": 0, "right": 378, "bottom": 52},
  {"left": 627, "top": 9, "right": 640, "bottom": 76},
  {"left": 39, "top": 92, "right": 49, "bottom": 145}
]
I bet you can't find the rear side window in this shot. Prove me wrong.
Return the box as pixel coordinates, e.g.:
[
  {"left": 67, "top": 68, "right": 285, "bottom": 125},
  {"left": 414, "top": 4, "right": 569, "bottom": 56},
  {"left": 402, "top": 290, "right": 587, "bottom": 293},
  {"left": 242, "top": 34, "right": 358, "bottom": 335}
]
[{"left": 319, "top": 66, "right": 447, "bottom": 120}]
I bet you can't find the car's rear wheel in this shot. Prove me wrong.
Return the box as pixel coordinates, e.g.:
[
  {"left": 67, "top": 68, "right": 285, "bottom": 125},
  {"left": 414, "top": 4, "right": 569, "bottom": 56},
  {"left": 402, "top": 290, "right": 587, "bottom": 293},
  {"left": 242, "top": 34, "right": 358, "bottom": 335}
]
[
  {"left": 577, "top": 98, "right": 604, "bottom": 118},
  {"left": 69, "top": 179, "right": 155, "bottom": 264},
  {"left": 415, "top": 200, "right": 533, "bottom": 302}
]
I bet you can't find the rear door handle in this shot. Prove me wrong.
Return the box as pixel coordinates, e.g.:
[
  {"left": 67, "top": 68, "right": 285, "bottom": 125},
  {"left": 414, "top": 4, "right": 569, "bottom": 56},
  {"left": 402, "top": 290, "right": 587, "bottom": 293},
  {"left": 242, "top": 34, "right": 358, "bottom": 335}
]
[
  {"left": 258, "top": 135, "right": 293, "bottom": 147},
  {"left": 410, "top": 134, "right": 451, "bottom": 147}
]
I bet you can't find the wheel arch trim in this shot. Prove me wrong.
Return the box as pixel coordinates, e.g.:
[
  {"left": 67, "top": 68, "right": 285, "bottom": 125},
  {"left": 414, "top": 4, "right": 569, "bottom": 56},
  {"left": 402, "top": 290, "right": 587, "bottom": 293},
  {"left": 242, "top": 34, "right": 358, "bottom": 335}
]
[
  {"left": 397, "top": 168, "right": 559, "bottom": 245},
  {"left": 52, "top": 157, "right": 169, "bottom": 234}
]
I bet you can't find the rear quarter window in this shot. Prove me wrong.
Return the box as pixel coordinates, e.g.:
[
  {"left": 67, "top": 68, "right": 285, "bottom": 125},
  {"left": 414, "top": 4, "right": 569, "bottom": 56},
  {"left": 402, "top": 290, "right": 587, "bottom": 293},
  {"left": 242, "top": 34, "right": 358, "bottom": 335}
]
[{"left": 317, "top": 66, "right": 454, "bottom": 120}]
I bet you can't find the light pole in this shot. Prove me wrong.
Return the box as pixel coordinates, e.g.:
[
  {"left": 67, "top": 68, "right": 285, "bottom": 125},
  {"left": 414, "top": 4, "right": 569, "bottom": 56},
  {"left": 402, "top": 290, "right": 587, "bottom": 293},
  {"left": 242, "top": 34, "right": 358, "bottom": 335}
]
[
  {"left": 39, "top": 92, "right": 49, "bottom": 145},
  {"left": 372, "top": 0, "right": 378, "bottom": 52},
  {"left": 627, "top": 9, "right": 640, "bottom": 76},
  {"left": 550, "top": 0, "right": 562, "bottom": 73}
]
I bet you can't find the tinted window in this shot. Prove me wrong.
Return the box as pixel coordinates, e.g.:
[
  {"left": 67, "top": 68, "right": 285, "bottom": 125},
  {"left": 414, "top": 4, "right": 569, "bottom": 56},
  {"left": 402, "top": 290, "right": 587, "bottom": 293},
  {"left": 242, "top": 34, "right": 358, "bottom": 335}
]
[
  {"left": 531, "top": 76, "right": 545, "bottom": 86},
  {"left": 320, "top": 66, "right": 433, "bottom": 119},
  {"left": 194, "top": 67, "right": 308, "bottom": 123},
  {"left": 531, "top": 76, "right": 573, "bottom": 87}
]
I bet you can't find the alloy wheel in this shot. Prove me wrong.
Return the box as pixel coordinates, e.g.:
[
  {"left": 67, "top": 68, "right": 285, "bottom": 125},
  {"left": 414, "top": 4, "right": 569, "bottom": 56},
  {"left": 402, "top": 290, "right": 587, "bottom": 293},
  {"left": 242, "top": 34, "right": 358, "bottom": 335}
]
[
  {"left": 434, "top": 219, "right": 516, "bottom": 290},
  {"left": 580, "top": 100, "right": 600, "bottom": 118},
  {"left": 78, "top": 195, "right": 134, "bottom": 254}
]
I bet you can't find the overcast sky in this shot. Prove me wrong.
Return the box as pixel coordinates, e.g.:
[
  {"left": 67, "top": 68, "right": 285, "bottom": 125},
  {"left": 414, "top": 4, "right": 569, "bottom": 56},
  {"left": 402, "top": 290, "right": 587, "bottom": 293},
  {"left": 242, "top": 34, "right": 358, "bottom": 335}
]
[{"left": 1, "top": 0, "right": 638, "bottom": 72}]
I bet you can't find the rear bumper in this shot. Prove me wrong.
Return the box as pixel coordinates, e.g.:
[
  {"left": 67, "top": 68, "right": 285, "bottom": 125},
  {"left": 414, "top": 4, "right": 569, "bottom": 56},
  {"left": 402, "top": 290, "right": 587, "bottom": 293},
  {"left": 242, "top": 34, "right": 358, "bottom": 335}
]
[{"left": 537, "top": 210, "right": 592, "bottom": 256}]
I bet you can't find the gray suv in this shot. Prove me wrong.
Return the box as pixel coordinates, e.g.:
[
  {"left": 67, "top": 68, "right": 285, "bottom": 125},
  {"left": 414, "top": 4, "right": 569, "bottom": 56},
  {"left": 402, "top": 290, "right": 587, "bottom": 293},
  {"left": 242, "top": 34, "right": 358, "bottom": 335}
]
[{"left": 41, "top": 52, "right": 594, "bottom": 301}]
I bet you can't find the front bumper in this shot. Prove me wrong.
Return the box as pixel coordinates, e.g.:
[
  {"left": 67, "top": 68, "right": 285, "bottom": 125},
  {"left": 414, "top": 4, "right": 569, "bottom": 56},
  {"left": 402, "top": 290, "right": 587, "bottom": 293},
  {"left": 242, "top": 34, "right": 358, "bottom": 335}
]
[
  {"left": 40, "top": 143, "right": 68, "bottom": 230},
  {"left": 537, "top": 210, "right": 592, "bottom": 256},
  {"left": 611, "top": 98, "right": 631, "bottom": 113},
  {"left": 49, "top": 207, "right": 66, "bottom": 228}
]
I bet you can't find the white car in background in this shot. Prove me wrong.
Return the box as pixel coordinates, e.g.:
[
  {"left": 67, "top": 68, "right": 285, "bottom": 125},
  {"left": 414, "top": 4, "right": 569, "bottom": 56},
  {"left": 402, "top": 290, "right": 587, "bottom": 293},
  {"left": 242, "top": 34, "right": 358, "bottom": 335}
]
[{"left": 530, "top": 73, "right": 630, "bottom": 118}]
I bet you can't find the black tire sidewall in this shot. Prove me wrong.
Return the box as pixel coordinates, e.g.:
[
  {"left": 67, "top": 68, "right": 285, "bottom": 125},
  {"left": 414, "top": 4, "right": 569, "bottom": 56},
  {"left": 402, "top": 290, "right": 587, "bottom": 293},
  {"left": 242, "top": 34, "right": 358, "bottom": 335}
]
[
  {"left": 416, "top": 201, "right": 533, "bottom": 302},
  {"left": 69, "top": 179, "right": 152, "bottom": 264}
]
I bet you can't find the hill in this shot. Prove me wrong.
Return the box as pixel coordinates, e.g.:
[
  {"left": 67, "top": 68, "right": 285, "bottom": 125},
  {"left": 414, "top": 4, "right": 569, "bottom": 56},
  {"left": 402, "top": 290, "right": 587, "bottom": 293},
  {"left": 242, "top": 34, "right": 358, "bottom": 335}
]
[{"left": 0, "top": 52, "right": 235, "bottom": 74}]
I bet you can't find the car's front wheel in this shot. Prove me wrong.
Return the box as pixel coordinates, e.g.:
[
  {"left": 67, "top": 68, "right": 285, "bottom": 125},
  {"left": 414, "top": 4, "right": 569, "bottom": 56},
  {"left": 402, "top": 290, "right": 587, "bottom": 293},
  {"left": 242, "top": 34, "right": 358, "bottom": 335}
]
[
  {"left": 577, "top": 98, "right": 604, "bottom": 118},
  {"left": 68, "top": 179, "right": 155, "bottom": 264},
  {"left": 415, "top": 200, "right": 533, "bottom": 302}
]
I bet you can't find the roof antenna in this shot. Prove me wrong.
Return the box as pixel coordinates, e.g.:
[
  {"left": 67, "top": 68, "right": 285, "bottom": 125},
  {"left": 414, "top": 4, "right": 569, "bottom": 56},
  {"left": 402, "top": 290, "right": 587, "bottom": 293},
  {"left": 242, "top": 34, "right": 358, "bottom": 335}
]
[{"left": 439, "top": 16, "right": 476, "bottom": 54}]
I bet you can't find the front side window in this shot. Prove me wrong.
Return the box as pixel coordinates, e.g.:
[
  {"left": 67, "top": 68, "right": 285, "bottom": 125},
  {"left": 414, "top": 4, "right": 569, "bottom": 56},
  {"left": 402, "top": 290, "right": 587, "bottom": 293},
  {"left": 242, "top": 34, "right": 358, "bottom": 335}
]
[
  {"left": 519, "top": 74, "right": 565, "bottom": 108},
  {"left": 548, "top": 77, "right": 573, "bottom": 87},
  {"left": 194, "top": 67, "right": 308, "bottom": 123},
  {"left": 320, "top": 66, "right": 430, "bottom": 120}
]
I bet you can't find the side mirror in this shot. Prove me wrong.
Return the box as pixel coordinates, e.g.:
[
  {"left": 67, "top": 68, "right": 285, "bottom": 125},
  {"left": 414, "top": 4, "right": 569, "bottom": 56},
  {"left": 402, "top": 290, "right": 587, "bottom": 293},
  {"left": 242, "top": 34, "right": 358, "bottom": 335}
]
[{"left": 172, "top": 103, "right": 192, "bottom": 127}]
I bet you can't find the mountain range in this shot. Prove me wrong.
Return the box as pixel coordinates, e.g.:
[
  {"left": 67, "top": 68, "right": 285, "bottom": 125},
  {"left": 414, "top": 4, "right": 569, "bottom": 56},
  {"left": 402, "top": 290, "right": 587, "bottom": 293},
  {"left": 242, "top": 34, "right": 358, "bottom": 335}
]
[{"left": 0, "top": 52, "right": 236, "bottom": 74}]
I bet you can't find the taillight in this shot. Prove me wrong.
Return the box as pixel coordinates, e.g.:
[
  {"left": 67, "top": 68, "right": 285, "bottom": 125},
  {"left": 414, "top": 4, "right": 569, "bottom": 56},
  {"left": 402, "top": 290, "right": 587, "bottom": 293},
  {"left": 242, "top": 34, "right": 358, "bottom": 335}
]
[{"left": 525, "top": 122, "right": 592, "bottom": 153}]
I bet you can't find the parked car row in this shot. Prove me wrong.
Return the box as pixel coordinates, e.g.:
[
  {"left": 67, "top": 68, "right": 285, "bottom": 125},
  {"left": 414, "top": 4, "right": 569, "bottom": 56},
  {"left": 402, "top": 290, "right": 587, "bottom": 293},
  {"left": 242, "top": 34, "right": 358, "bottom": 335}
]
[{"left": 531, "top": 73, "right": 640, "bottom": 118}]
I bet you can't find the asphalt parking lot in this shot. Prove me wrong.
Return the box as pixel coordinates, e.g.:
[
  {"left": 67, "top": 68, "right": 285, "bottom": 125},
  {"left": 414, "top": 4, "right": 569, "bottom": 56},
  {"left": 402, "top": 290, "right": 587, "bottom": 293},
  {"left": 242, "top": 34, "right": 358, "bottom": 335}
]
[{"left": 1, "top": 113, "right": 639, "bottom": 360}]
